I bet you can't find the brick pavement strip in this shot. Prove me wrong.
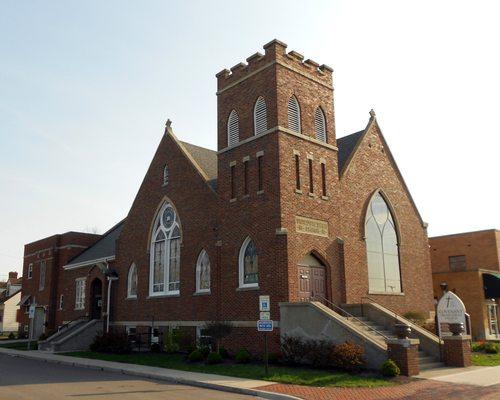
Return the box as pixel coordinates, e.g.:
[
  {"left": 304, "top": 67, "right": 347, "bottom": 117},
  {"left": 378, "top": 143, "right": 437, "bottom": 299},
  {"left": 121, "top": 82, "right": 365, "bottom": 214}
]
[{"left": 258, "top": 381, "right": 500, "bottom": 400}]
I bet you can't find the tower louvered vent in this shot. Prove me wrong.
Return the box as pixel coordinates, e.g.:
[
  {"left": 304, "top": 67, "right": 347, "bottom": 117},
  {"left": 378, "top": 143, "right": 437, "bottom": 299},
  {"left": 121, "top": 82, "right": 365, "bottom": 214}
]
[
  {"left": 315, "top": 107, "right": 327, "bottom": 142},
  {"left": 254, "top": 96, "right": 267, "bottom": 135},
  {"left": 288, "top": 96, "right": 301, "bottom": 133},
  {"left": 227, "top": 109, "right": 239, "bottom": 147}
]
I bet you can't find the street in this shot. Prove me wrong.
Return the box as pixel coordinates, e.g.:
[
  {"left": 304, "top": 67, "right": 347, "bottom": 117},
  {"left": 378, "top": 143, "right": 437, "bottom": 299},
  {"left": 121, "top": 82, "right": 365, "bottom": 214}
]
[{"left": 0, "top": 354, "right": 264, "bottom": 400}]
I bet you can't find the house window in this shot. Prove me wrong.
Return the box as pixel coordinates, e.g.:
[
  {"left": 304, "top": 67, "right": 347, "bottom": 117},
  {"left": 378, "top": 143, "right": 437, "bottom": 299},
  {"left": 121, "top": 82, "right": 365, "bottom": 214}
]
[
  {"left": 39, "top": 260, "right": 46, "bottom": 291},
  {"left": 239, "top": 237, "right": 258, "bottom": 288},
  {"left": 149, "top": 201, "right": 182, "bottom": 296},
  {"left": 449, "top": 255, "right": 466, "bottom": 272},
  {"left": 243, "top": 160, "right": 249, "bottom": 195},
  {"left": 59, "top": 294, "right": 64, "bottom": 310},
  {"left": 230, "top": 164, "right": 236, "bottom": 199},
  {"left": 28, "top": 263, "right": 33, "bottom": 279},
  {"left": 314, "top": 107, "right": 327, "bottom": 142},
  {"left": 308, "top": 158, "right": 314, "bottom": 194},
  {"left": 295, "top": 154, "right": 301, "bottom": 190},
  {"left": 257, "top": 155, "right": 263, "bottom": 192},
  {"left": 487, "top": 304, "right": 499, "bottom": 337},
  {"left": 254, "top": 96, "right": 267, "bottom": 135},
  {"left": 287, "top": 95, "right": 301, "bottom": 133},
  {"left": 163, "top": 165, "right": 169, "bottom": 186},
  {"left": 321, "top": 162, "right": 327, "bottom": 197},
  {"left": 365, "top": 191, "right": 402, "bottom": 293},
  {"left": 127, "top": 263, "right": 138, "bottom": 298},
  {"left": 196, "top": 249, "right": 211, "bottom": 293},
  {"left": 227, "top": 109, "right": 239, "bottom": 147},
  {"left": 75, "top": 278, "right": 86, "bottom": 310}
]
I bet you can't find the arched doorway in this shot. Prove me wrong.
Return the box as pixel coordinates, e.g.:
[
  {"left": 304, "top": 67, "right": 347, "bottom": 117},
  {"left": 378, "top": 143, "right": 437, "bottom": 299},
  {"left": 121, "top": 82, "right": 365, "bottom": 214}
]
[
  {"left": 298, "top": 253, "right": 326, "bottom": 301},
  {"left": 90, "top": 278, "right": 103, "bottom": 320}
]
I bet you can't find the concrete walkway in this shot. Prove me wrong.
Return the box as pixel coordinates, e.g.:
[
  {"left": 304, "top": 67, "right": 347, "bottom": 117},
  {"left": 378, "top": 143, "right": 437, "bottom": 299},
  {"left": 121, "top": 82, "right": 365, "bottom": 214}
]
[
  {"left": 418, "top": 365, "right": 500, "bottom": 387},
  {"left": 0, "top": 347, "right": 299, "bottom": 400}
]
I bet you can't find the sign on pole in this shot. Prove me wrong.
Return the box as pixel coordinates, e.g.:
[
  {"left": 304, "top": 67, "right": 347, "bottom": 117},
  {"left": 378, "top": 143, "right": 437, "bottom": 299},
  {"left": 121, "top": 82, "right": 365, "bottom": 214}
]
[
  {"left": 28, "top": 304, "right": 35, "bottom": 319},
  {"left": 257, "top": 320, "right": 274, "bottom": 332},
  {"left": 436, "top": 291, "right": 467, "bottom": 337},
  {"left": 259, "top": 295, "right": 270, "bottom": 312},
  {"left": 260, "top": 311, "right": 271, "bottom": 320}
]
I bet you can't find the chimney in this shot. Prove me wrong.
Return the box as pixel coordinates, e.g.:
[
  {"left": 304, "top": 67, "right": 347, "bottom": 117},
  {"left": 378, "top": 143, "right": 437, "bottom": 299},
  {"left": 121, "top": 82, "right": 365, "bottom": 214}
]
[{"left": 8, "top": 272, "right": 18, "bottom": 280}]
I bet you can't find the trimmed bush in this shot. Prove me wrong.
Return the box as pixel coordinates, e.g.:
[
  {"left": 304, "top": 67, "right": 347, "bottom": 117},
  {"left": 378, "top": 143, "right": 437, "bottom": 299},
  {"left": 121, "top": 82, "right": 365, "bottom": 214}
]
[
  {"left": 207, "top": 351, "right": 223, "bottom": 364},
  {"left": 188, "top": 349, "right": 204, "bottom": 362},
  {"left": 484, "top": 342, "right": 498, "bottom": 354},
  {"left": 8, "top": 332, "right": 16, "bottom": 340},
  {"left": 90, "top": 332, "right": 131, "bottom": 354},
  {"left": 218, "top": 347, "right": 229, "bottom": 359},
  {"left": 199, "top": 345, "right": 211, "bottom": 358},
  {"left": 164, "top": 330, "right": 180, "bottom": 354},
  {"left": 381, "top": 359, "right": 400, "bottom": 377},
  {"left": 235, "top": 348, "right": 251, "bottom": 364},
  {"left": 330, "top": 342, "right": 365, "bottom": 372},
  {"left": 281, "top": 336, "right": 309, "bottom": 365},
  {"left": 307, "top": 340, "right": 335, "bottom": 369}
]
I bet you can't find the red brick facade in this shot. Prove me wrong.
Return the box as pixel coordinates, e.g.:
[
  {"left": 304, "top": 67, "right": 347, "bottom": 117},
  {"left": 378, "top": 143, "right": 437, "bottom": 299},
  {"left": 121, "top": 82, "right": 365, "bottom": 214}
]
[{"left": 19, "top": 40, "right": 435, "bottom": 354}]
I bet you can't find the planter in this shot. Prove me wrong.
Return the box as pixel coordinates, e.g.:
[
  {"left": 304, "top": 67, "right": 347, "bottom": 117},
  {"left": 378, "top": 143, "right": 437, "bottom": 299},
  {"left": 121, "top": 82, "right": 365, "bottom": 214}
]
[
  {"left": 394, "top": 323, "right": 412, "bottom": 339},
  {"left": 448, "top": 322, "right": 465, "bottom": 336}
]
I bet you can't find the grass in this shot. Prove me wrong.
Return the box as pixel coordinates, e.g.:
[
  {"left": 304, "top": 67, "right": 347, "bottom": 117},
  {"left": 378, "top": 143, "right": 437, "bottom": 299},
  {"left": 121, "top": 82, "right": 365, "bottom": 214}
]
[
  {"left": 64, "top": 352, "right": 396, "bottom": 388},
  {"left": 0, "top": 341, "right": 38, "bottom": 350},
  {"left": 471, "top": 341, "right": 500, "bottom": 366}
]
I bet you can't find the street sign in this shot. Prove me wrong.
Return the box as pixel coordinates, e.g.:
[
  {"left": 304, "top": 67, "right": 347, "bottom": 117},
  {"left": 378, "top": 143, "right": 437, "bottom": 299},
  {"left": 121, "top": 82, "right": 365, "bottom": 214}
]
[
  {"left": 260, "top": 311, "right": 271, "bottom": 320},
  {"left": 259, "top": 295, "right": 270, "bottom": 312},
  {"left": 28, "top": 305, "right": 35, "bottom": 319},
  {"left": 257, "top": 320, "right": 273, "bottom": 332}
]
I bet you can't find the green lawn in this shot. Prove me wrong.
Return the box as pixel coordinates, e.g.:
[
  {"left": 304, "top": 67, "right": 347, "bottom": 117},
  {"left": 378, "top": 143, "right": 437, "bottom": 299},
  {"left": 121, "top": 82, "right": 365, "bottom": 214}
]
[
  {"left": 65, "top": 352, "right": 395, "bottom": 388},
  {"left": 472, "top": 352, "right": 500, "bottom": 366},
  {"left": 0, "top": 341, "right": 38, "bottom": 350}
]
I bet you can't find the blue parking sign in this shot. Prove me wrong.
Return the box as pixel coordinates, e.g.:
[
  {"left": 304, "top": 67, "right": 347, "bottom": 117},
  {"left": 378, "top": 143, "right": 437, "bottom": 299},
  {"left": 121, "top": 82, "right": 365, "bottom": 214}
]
[{"left": 257, "top": 320, "right": 273, "bottom": 332}]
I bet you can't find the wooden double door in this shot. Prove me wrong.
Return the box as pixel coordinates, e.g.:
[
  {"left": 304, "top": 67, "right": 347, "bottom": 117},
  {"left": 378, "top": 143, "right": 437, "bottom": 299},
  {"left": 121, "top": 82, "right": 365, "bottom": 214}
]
[{"left": 298, "top": 265, "right": 326, "bottom": 301}]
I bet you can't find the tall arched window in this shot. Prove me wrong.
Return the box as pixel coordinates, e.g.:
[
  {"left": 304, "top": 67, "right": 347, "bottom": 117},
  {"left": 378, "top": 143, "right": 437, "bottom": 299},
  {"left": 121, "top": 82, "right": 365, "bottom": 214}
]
[
  {"left": 314, "top": 107, "right": 327, "bottom": 142},
  {"left": 149, "top": 201, "right": 181, "bottom": 295},
  {"left": 196, "top": 249, "right": 211, "bottom": 293},
  {"left": 127, "top": 263, "right": 138, "bottom": 298},
  {"left": 238, "top": 237, "right": 258, "bottom": 288},
  {"left": 254, "top": 96, "right": 267, "bottom": 136},
  {"left": 287, "top": 95, "right": 301, "bottom": 133},
  {"left": 365, "top": 191, "right": 402, "bottom": 293},
  {"left": 227, "top": 109, "right": 239, "bottom": 147}
]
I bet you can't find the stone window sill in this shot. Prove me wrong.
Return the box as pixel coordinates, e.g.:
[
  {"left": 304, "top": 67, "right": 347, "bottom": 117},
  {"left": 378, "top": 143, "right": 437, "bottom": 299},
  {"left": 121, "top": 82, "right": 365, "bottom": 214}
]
[
  {"left": 147, "top": 294, "right": 181, "bottom": 299},
  {"left": 368, "top": 291, "right": 405, "bottom": 296},
  {"left": 308, "top": 192, "right": 315, "bottom": 198},
  {"left": 294, "top": 189, "right": 302, "bottom": 194},
  {"left": 193, "top": 291, "right": 211, "bottom": 296},
  {"left": 230, "top": 198, "right": 237, "bottom": 203},
  {"left": 237, "top": 286, "right": 260, "bottom": 292},
  {"left": 257, "top": 190, "right": 264, "bottom": 195}
]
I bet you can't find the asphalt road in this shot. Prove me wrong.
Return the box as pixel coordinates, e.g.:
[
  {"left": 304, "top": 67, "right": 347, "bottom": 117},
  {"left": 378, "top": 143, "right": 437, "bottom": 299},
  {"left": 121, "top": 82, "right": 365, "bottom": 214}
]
[{"left": 0, "top": 353, "right": 264, "bottom": 400}]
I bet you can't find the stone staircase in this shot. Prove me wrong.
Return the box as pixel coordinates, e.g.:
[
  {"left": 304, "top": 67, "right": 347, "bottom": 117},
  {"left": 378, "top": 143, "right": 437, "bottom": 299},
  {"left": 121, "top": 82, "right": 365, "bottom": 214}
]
[
  {"left": 39, "top": 319, "right": 102, "bottom": 352},
  {"left": 345, "top": 307, "right": 445, "bottom": 371}
]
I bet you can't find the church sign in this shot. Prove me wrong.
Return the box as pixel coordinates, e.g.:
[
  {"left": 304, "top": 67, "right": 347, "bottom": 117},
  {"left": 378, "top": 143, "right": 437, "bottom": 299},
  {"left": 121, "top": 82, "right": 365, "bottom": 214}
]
[
  {"left": 295, "top": 216, "right": 329, "bottom": 238},
  {"left": 436, "top": 291, "right": 467, "bottom": 336}
]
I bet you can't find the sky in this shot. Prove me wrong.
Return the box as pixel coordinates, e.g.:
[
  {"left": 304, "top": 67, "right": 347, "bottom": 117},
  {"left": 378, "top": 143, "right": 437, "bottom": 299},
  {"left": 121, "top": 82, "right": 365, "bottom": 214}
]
[{"left": 1, "top": 0, "right": 499, "bottom": 280}]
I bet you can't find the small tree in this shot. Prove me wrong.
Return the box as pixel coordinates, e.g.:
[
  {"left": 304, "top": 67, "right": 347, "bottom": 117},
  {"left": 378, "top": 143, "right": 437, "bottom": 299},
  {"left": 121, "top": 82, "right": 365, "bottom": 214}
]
[{"left": 202, "top": 321, "right": 233, "bottom": 352}]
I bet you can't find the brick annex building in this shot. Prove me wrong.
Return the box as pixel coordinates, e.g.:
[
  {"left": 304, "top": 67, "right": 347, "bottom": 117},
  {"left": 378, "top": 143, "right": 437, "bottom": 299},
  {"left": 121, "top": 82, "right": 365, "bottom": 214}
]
[{"left": 20, "top": 40, "right": 435, "bottom": 356}]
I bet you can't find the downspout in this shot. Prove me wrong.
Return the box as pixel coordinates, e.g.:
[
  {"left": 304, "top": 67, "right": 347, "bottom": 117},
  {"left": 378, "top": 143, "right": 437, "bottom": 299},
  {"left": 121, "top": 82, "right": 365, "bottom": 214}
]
[{"left": 104, "top": 263, "right": 118, "bottom": 333}]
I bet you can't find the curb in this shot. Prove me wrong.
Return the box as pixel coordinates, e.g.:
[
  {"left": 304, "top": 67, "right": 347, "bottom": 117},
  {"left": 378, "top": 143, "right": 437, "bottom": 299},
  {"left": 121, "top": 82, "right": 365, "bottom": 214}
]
[{"left": 0, "top": 348, "right": 302, "bottom": 400}]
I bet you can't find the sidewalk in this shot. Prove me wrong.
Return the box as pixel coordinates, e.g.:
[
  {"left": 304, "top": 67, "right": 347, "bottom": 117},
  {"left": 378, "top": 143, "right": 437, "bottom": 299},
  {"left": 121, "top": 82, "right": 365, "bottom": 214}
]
[
  {"left": 417, "top": 365, "right": 500, "bottom": 387},
  {"left": 0, "top": 347, "right": 299, "bottom": 400}
]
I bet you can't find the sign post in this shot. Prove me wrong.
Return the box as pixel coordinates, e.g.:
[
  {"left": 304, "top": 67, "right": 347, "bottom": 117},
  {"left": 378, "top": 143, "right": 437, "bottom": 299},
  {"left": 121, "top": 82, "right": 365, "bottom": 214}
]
[
  {"left": 258, "top": 296, "right": 272, "bottom": 375},
  {"left": 27, "top": 304, "right": 35, "bottom": 350}
]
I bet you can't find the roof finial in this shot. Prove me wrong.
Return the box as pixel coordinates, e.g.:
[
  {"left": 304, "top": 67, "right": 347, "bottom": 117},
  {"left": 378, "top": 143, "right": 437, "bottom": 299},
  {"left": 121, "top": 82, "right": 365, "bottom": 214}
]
[
  {"left": 369, "top": 109, "right": 376, "bottom": 118},
  {"left": 165, "top": 119, "right": 172, "bottom": 134}
]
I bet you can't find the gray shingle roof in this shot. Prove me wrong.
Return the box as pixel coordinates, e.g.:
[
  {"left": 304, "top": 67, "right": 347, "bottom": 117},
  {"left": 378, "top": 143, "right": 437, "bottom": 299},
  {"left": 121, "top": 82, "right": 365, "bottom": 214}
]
[
  {"left": 65, "top": 220, "right": 125, "bottom": 267},
  {"left": 337, "top": 130, "right": 364, "bottom": 173},
  {"left": 180, "top": 141, "right": 217, "bottom": 180}
]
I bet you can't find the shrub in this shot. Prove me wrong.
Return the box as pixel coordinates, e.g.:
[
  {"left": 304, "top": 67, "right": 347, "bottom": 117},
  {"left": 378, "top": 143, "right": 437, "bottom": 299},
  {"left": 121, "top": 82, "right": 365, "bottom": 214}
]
[
  {"left": 472, "top": 341, "right": 485, "bottom": 352},
  {"left": 202, "top": 321, "right": 233, "bottom": 352},
  {"left": 381, "top": 359, "right": 400, "bottom": 377},
  {"left": 188, "top": 349, "right": 204, "bottom": 362},
  {"left": 90, "top": 332, "right": 131, "bottom": 354},
  {"left": 307, "top": 340, "right": 335, "bottom": 369},
  {"left": 207, "top": 351, "right": 223, "bottom": 364},
  {"left": 267, "top": 352, "right": 280, "bottom": 364},
  {"left": 164, "top": 330, "right": 180, "bottom": 354},
  {"left": 281, "top": 336, "right": 309, "bottom": 365},
  {"left": 235, "top": 348, "right": 251, "bottom": 363},
  {"left": 484, "top": 342, "right": 498, "bottom": 354},
  {"left": 330, "top": 342, "right": 365, "bottom": 372},
  {"left": 218, "top": 347, "right": 229, "bottom": 359},
  {"left": 150, "top": 342, "right": 161, "bottom": 353},
  {"left": 199, "top": 345, "right": 211, "bottom": 358},
  {"left": 8, "top": 332, "right": 16, "bottom": 340},
  {"left": 403, "top": 311, "right": 427, "bottom": 326}
]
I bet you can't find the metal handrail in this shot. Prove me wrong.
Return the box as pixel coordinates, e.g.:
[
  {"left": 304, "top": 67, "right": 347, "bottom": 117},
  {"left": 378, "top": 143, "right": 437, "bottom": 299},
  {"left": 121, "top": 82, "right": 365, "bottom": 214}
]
[
  {"left": 311, "top": 295, "right": 391, "bottom": 340},
  {"left": 57, "top": 315, "right": 89, "bottom": 333}
]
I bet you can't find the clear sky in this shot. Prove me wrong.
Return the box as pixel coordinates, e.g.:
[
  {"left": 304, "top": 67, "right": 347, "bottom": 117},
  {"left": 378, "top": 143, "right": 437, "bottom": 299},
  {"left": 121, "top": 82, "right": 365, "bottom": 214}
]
[{"left": 1, "top": 0, "right": 499, "bottom": 279}]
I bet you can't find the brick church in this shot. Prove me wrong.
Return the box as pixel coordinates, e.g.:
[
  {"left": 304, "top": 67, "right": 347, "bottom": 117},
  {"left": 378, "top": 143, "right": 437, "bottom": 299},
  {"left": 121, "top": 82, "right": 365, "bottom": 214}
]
[{"left": 19, "top": 40, "right": 435, "bottom": 354}]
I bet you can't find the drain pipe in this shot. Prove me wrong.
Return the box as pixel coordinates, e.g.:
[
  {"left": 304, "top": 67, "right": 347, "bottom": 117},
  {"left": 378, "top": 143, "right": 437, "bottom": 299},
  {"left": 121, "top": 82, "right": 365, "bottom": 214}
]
[{"left": 105, "top": 268, "right": 119, "bottom": 333}]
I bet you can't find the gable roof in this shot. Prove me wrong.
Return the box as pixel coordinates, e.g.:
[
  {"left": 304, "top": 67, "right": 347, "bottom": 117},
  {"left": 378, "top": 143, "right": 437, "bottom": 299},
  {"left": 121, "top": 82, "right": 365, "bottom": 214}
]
[
  {"left": 64, "top": 219, "right": 125, "bottom": 269},
  {"left": 179, "top": 141, "right": 218, "bottom": 191},
  {"left": 337, "top": 130, "right": 364, "bottom": 173}
]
